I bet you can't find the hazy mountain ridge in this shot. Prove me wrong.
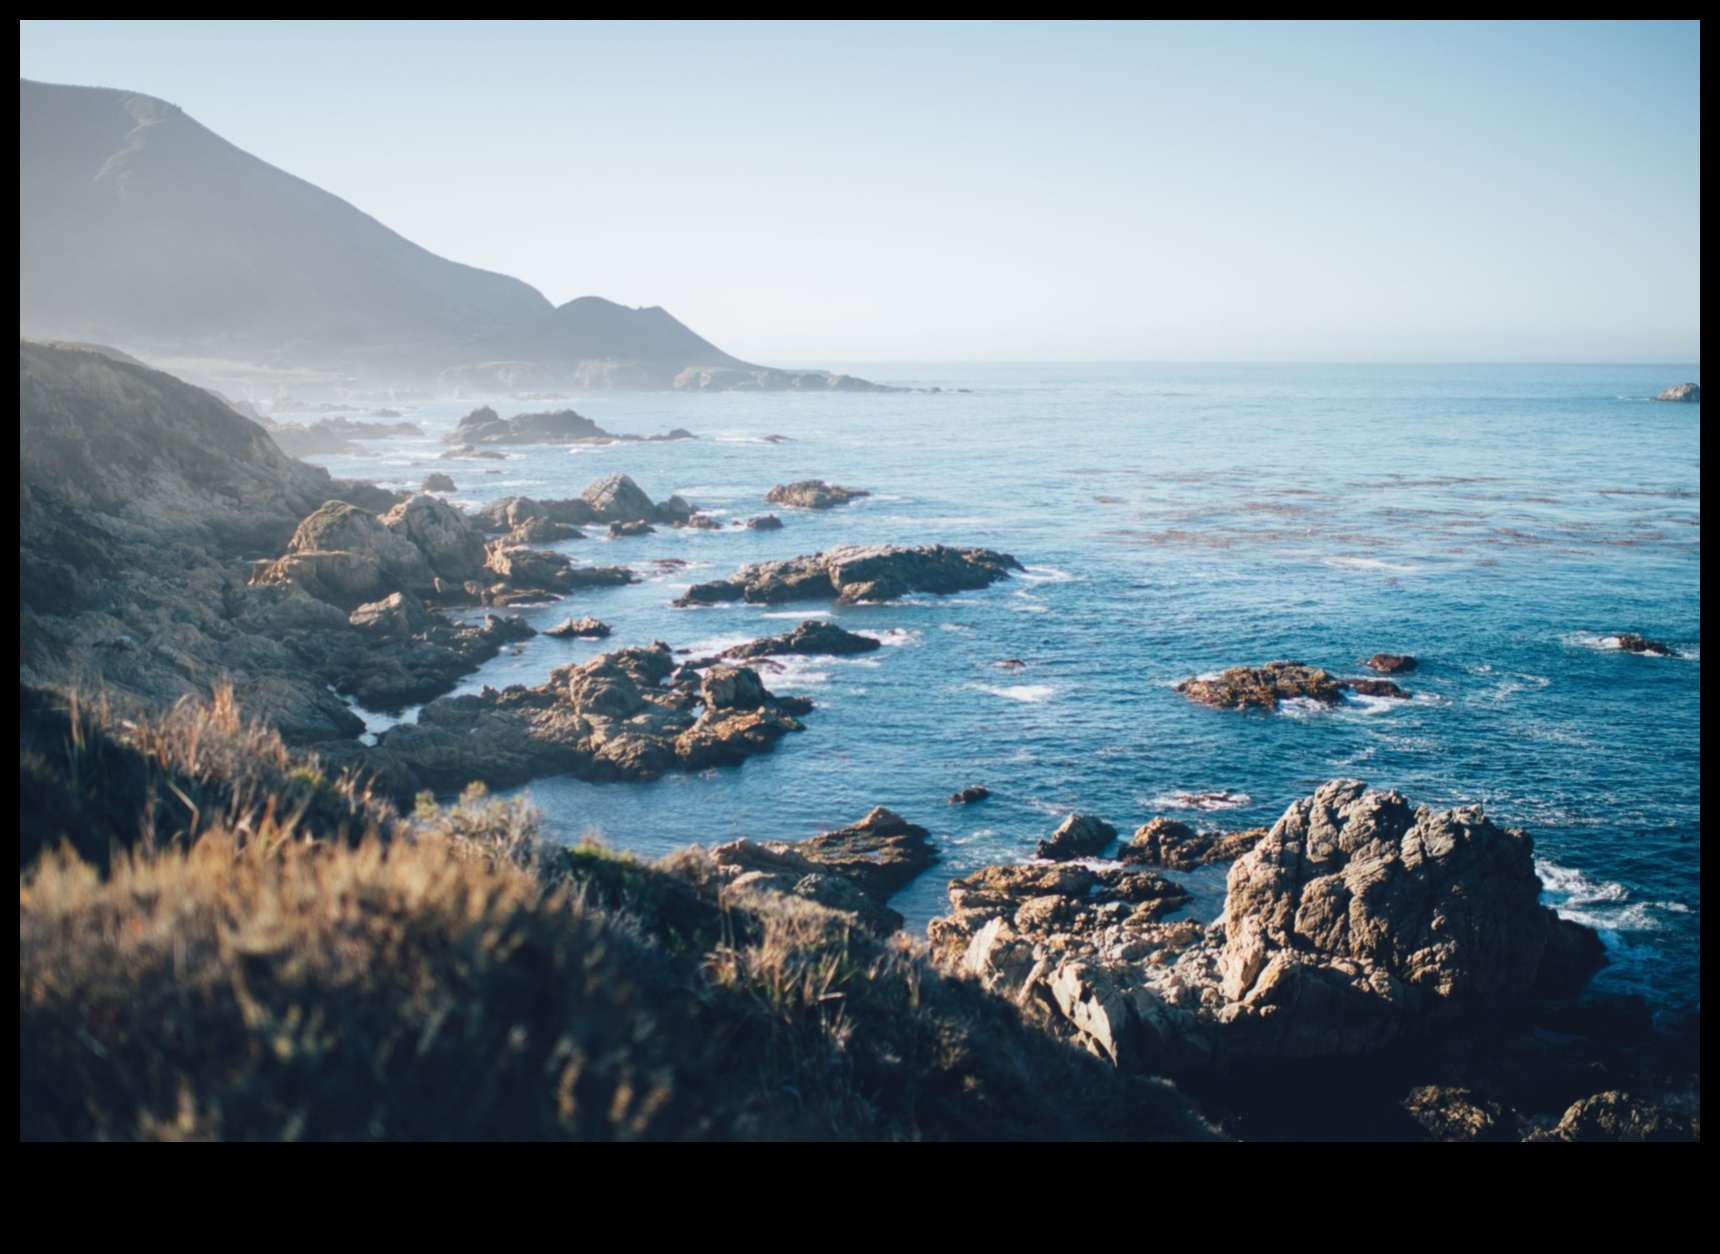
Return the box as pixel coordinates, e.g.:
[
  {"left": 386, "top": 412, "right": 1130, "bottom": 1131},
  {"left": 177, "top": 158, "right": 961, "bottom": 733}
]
[{"left": 20, "top": 79, "right": 876, "bottom": 395}]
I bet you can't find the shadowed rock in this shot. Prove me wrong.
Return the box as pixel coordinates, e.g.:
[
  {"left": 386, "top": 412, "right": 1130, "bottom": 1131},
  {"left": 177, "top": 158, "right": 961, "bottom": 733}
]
[
  {"left": 352, "top": 643, "right": 811, "bottom": 799},
  {"left": 1118, "top": 817, "right": 1267, "bottom": 870},
  {"left": 745, "top": 514, "right": 783, "bottom": 531},
  {"left": 1338, "top": 677, "right": 1412, "bottom": 698},
  {"left": 1614, "top": 632, "right": 1679, "bottom": 657},
  {"left": 1364, "top": 653, "right": 1417, "bottom": 674},
  {"left": 949, "top": 785, "right": 990, "bottom": 804},
  {"left": 545, "top": 616, "right": 610, "bottom": 639},
  {"left": 719, "top": 620, "right": 882, "bottom": 661},
  {"left": 795, "top": 807, "right": 940, "bottom": 902},
  {"left": 422, "top": 472, "right": 457, "bottom": 493}
]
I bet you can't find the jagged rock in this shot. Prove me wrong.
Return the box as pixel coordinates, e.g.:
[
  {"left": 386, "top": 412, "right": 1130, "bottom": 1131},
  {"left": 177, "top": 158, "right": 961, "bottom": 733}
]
[
  {"left": 1536, "top": 1091, "right": 1698, "bottom": 1142},
  {"left": 794, "top": 808, "right": 940, "bottom": 903},
  {"left": 1119, "top": 818, "right": 1267, "bottom": 870},
  {"left": 1614, "top": 632, "right": 1679, "bottom": 657},
  {"left": 765, "top": 479, "right": 871, "bottom": 510},
  {"left": 422, "top": 472, "right": 457, "bottom": 493},
  {"left": 949, "top": 785, "right": 990, "bottom": 804},
  {"left": 745, "top": 514, "right": 784, "bottom": 531},
  {"left": 701, "top": 665, "right": 768, "bottom": 711},
  {"left": 929, "top": 780, "right": 1604, "bottom": 1073},
  {"left": 655, "top": 495, "right": 695, "bottom": 526},
  {"left": 608, "top": 519, "right": 656, "bottom": 538},
  {"left": 675, "top": 544, "right": 1023, "bottom": 607},
  {"left": 582, "top": 472, "right": 657, "bottom": 523},
  {"left": 348, "top": 592, "right": 435, "bottom": 639},
  {"left": 507, "top": 517, "right": 584, "bottom": 545},
  {"left": 382, "top": 493, "right": 489, "bottom": 585},
  {"left": 545, "top": 616, "right": 611, "bottom": 639},
  {"left": 1338, "top": 678, "right": 1412, "bottom": 698},
  {"left": 719, "top": 620, "right": 881, "bottom": 661},
  {"left": 1654, "top": 383, "right": 1699, "bottom": 403},
  {"left": 1175, "top": 661, "right": 1343, "bottom": 710},
  {"left": 1364, "top": 653, "right": 1418, "bottom": 674},
  {"left": 708, "top": 839, "right": 903, "bottom": 936},
  {"left": 1400, "top": 1086, "right": 1513, "bottom": 1143},
  {"left": 365, "top": 644, "right": 808, "bottom": 797},
  {"left": 1037, "top": 814, "right": 1118, "bottom": 861}
]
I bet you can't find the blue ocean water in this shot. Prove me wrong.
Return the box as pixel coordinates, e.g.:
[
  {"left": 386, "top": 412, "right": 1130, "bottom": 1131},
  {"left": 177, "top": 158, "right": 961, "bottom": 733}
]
[{"left": 305, "top": 363, "right": 1701, "bottom": 1012}]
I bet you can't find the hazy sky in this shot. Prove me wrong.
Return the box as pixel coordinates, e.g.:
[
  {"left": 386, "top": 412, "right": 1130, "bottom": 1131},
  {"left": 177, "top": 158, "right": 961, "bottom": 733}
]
[{"left": 19, "top": 20, "right": 1701, "bottom": 363}]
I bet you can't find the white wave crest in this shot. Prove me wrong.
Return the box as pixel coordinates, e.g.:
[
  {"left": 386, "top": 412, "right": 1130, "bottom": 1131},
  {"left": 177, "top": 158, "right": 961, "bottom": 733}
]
[
  {"left": 970, "top": 683, "right": 1055, "bottom": 703},
  {"left": 1148, "top": 789, "right": 1252, "bottom": 812}
]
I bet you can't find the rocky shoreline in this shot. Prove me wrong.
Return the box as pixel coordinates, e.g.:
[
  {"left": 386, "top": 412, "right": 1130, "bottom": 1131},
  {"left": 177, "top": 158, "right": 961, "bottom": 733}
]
[{"left": 17, "top": 340, "right": 1698, "bottom": 1140}]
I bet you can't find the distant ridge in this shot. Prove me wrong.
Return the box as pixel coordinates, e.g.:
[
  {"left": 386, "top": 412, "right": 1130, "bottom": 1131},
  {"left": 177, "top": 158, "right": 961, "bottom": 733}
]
[{"left": 19, "top": 79, "right": 879, "bottom": 395}]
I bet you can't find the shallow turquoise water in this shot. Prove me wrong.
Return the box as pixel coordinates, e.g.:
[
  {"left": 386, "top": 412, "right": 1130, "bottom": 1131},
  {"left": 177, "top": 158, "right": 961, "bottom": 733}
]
[{"left": 307, "top": 363, "right": 1701, "bottom": 1011}]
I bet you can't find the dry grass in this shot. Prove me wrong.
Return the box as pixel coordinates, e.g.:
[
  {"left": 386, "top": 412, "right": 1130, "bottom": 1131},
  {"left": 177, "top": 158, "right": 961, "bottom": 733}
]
[{"left": 20, "top": 689, "right": 1213, "bottom": 1141}]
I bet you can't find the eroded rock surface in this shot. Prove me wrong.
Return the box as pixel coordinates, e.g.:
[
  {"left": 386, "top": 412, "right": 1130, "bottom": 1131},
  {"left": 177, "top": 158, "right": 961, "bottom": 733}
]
[
  {"left": 1119, "top": 818, "right": 1267, "bottom": 870},
  {"left": 675, "top": 544, "right": 1022, "bottom": 607},
  {"left": 1037, "top": 814, "right": 1118, "bottom": 861},
  {"left": 354, "top": 643, "right": 811, "bottom": 798},
  {"left": 1176, "top": 661, "right": 1343, "bottom": 710},
  {"left": 930, "top": 780, "right": 1603, "bottom": 1074}
]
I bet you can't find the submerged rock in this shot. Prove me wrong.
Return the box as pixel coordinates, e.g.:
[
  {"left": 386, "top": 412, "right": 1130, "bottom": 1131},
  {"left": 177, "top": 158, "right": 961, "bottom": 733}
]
[
  {"left": 765, "top": 479, "right": 871, "bottom": 510},
  {"left": 674, "top": 544, "right": 1022, "bottom": 607},
  {"left": 1175, "top": 661, "right": 1343, "bottom": 710},
  {"left": 1654, "top": 383, "right": 1699, "bottom": 403},
  {"left": 745, "top": 514, "right": 784, "bottom": 531},
  {"left": 1613, "top": 632, "right": 1679, "bottom": 657},
  {"left": 1338, "top": 677, "right": 1412, "bottom": 698}
]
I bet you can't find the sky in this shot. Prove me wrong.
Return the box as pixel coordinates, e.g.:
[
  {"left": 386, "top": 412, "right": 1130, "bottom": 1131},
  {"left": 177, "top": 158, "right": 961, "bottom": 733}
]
[{"left": 18, "top": 20, "right": 1702, "bottom": 363}]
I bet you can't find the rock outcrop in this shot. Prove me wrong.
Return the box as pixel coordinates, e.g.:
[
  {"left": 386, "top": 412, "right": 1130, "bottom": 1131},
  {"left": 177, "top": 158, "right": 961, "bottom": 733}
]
[
  {"left": 931, "top": 780, "right": 1604, "bottom": 1073},
  {"left": 717, "top": 620, "right": 882, "bottom": 661},
  {"left": 545, "top": 617, "right": 611, "bottom": 639},
  {"left": 1613, "top": 632, "right": 1679, "bottom": 657},
  {"left": 765, "top": 480, "right": 870, "bottom": 510},
  {"left": 1036, "top": 814, "right": 1118, "bottom": 861},
  {"left": 1175, "top": 661, "right": 1343, "bottom": 710},
  {"left": 351, "top": 644, "right": 811, "bottom": 798},
  {"left": 1118, "top": 818, "right": 1267, "bottom": 870},
  {"left": 269, "top": 416, "right": 420, "bottom": 457},
  {"left": 1364, "top": 653, "right": 1418, "bottom": 674},
  {"left": 448, "top": 406, "right": 614, "bottom": 445},
  {"left": 675, "top": 544, "right": 1023, "bottom": 607},
  {"left": 1654, "top": 383, "right": 1699, "bottom": 403}
]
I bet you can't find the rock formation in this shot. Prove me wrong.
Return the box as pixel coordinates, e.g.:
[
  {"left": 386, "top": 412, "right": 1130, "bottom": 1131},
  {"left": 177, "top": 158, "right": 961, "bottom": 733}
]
[
  {"left": 348, "top": 644, "right": 812, "bottom": 799},
  {"left": 1118, "top": 818, "right": 1267, "bottom": 870},
  {"left": 931, "top": 780, "right": 1604, "bottom": 1072},
  {"left": 1654, "top": 383, "right": 1699, "bottom": 403},
  {"left": 1175, "top": 661, "right": 1343, "bottom": 710},
  {"left": 765, "top": 480, "right": 871, "bottom": 510},
  {"left": 675, "top": 544, "right": 1023, "bottom": 607},
  {"left": 1364, "top": 653, "right": 1418, "bottom": 674},
  {"left": 1613, "top": 632, "right": 1679, "bottom": 657},
  {"left": 717, "top": 620, "right": 882, "bottom": 661},
  {"left": 448, "top": 406, "right": 614, "bottom": 445}
]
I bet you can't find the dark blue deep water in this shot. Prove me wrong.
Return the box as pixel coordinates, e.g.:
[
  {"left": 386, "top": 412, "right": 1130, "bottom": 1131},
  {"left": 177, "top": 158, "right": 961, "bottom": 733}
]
[{"left": 306, "top": 363, "right": 1701, "bottom": 1012}]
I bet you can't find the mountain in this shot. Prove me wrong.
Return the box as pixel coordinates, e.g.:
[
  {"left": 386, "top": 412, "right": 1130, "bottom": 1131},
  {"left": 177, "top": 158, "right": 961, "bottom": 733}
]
[{"left": 19, "top": 79, "right": 875, "bottom": 395}]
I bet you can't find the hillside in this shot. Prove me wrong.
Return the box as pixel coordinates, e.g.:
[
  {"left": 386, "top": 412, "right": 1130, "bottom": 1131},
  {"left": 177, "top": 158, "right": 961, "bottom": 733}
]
[{"left": 19, "top": 79, "right": 871, "bottom": 394}]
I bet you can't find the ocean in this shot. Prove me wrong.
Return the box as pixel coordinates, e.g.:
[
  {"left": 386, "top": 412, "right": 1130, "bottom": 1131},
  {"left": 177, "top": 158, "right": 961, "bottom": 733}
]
[{"left": 301, "top": 362, "right": 1700, "bottom": 1014}]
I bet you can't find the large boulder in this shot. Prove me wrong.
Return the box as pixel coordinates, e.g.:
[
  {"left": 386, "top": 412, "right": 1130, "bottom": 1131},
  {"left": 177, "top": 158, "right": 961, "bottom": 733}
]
[
  {"left": 252, "top": 500, "right": 435, "bottom": 609},
  {"left": 1036, "top": 814, "right": 1118, "bottom": 861},
  {"left": 382, "top": 493, "right": 488, "bottom": 584},
  {"left": 581, "top": 472, "right": 657, "bottom": 523},
  {"left": 1654, "top": 383, "right": 1699, "bottom": 403}
]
